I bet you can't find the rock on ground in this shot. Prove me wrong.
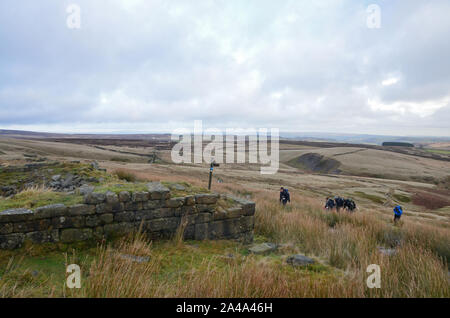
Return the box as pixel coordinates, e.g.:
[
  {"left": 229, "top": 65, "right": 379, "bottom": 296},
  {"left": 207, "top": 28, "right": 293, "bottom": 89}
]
[
  {"left": 286, "top": 254, "right": 315, "bottom": 266},
  {"left": 248, "top": 243, "right": 278, "bottom": 254}
]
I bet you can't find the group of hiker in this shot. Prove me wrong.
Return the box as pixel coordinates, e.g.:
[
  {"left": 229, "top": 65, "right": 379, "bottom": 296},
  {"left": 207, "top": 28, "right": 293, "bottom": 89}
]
[
  {"left": 279, "top": 186, "right": 404, "bottom": 223},
  {"left": 324, "top": 196, "right": 357, "bottom": 212}
]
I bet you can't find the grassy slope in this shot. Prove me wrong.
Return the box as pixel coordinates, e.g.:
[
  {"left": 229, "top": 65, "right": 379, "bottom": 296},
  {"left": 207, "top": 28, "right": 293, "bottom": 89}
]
[{"left": 1, "top": 186, "right": 449, "bottom": 298}]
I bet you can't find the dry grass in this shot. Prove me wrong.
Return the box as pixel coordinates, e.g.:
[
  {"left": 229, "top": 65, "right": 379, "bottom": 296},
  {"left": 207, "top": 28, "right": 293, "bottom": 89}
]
[{"left": 114, "top": 169, "right": 137, "bottom": 182}]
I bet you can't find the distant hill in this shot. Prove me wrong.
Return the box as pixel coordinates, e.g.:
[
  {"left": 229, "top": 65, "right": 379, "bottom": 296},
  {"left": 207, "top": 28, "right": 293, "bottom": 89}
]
[
  {"left": 382, "top": 142, "right": 414, "bottom": 147},
  {"left": 0, "top": 129, "right": 171, "bottom": 140}
]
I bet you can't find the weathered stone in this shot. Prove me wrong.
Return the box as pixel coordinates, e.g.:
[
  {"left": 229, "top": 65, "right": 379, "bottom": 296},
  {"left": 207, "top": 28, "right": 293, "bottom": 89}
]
[
  {"left": 52, "top": 216, "right": 85, "bottom": 229},
  {"left": 239, "top": 215, "right": 254, "bottom": 232},
  {"left": 147, "top": 217, "right": 181, "bottom": 232},
  {"left": 0, "top": 223, "right": 13, "bottom": 235},
  {"left": 14, "top": 219, "right": 51, "bottom": 233},
  {"left": 34, "top": 204, "right": 67, "bottom": 219},
  {"left": 104, "top": 223, "right": 134, "bottom": 237},
  {"left": 0, "top": 208, "right": 34, "bottom": 223},
  {"left": 195, "top": 194, "right": 219, "bottom": 205},
  {"left": 208, "top": 219, "right": 240, "bottom": 240},
  {"left": 93, "top": 226, "right": 104, "bottom": 239},
  {"left": 68, "top": 204, "right": 95, "bottom": 216},
  {"left": 60, "top": 228, "right": 93, "bottom": 243},
  {"left": 187, "top": 213, "right": 212, "bottom": 225},
  {"left": 61, "top": 174, "right": 74, "bottom": 188},
  {"left": 114, "top": 212, "right": 135, "bottom": 222},
  {"left": 106, "top": 191, "right": 119, "bottom": 204},
  {"left": 213, "top": 207, "right": 244, "bottom": 221},
  {"left": 142, "top": 200, "right": 161, "bottom": 210},
  {"left": 77, "top": 185, "right": 94, "bottom": 196},
  {"left": 99, "top": 213, "right": 114, "bottom": 224},
  {"left": 51, "top": 175, "right": 61, "bottom": 182},
  {"left": 249, "top": 243, "right": 278, "bottom": 255},
  {"left": 135, "top": 210, "right": 154, "bottom": 222},
  {"left": 119, "top": 254, "right": 150, "bottom": 263},
  {"left": 25, "top": 230, "right": 59, "bottom": 244},
  {"left": 286, "top": 255, "right": 315, "bottom": 266},
  {"left": 226, "top": 195, "right": 255, "bottom": 216},
  {"left": 196, "top": 204, "right": 214, "bottom": 213},
  {"left": 86, "top": 215, "right": 100, "bottom": 227},
  {"left": 147, "top": 182, "right": 170, "bottom": 200},
  {"left": 91, "top": 161, "right": 100, "bottom": 170},
  {"left": 123, "top": 201, "right": 143, "bottom": 211},
  {"left": 170, "top": 183, "right": 186, "bottom": 191},
  {"left": 164, "top": 197, "right": 184, "bottom": 208},
  {"left": 378, "top": 246, "right": 397, "bottom": 256},
  {"left": 194, "top": 223, "right": 209, "bottom": 240},
  {"left": 118, "top": 191, "right": 131, "bottom": 202},
  {"left": 181, "top": 206, "right": 197, "bottom": 216},
  {"left": 0, "top": 233, "right": 24, "bottom": 249},
  {"left": 84, "top": 192, "right": 106, "bottom": 204},
  {"left": 132, "top": 191, "right": 150, "bottom": 202},
  {"left": 184, "top": 196, "right": 195, "bottom": 206},
  {"left": 96, "top": 202, "right": 124, "bottom": 214}
]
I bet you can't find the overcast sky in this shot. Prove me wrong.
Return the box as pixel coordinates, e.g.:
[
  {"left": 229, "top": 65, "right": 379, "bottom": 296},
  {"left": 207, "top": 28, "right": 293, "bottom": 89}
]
[{"left": 0, "top": 0, "right": 449, "bottom": 136}]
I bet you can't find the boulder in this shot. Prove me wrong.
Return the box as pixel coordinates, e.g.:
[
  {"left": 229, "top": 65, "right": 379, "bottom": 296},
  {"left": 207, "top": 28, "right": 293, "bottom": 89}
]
[
  {"left": 84, "top": 192, "right": 106, "bottom": 204},
  {"left": 77, "top": 185, "right": 94, "bottom": 196},
  {"left": 286, "top": 255, "right": 315, "bottom": 266},
  {"left": 147, "top": 182, "right": 170, "bottom": 200},
  {"left": 119, "top": 254, "right": 150, "bottom": 263},
  {"left": 378, "top": 246, "right": 397, "bottom": 256},
  {"left": 248, "top": 243, "right": 278, "bottom": 255},
  {"left": 51, "top": 175, "right": 61, "bottom": 182},
  {"left": 106, "top": 191, "right": 119, "bottom": 204}
]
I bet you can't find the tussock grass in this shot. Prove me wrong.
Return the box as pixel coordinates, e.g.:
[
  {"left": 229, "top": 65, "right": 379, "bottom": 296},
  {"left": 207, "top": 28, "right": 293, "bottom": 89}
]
[{"left": 114, "top": 169, "right": 137, "bottom": 182}]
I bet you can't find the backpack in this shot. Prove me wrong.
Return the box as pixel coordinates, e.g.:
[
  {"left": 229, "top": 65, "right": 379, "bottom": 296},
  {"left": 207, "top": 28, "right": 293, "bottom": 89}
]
[
  {"left": 394, "top": 205, "right": 403, "bottom": 216},
  {"left": 284, "top": 189, "right": 290, "bottom": 201}
]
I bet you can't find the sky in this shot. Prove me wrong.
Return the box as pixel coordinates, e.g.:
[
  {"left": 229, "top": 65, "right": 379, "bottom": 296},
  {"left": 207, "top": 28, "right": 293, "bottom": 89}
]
[{"left": 0, "top": 0, "right": 449, "bottom": 136}]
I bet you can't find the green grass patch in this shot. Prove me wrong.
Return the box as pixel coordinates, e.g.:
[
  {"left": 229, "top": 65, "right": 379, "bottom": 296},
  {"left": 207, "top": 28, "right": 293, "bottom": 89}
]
[
  {"left": 425, "top": 149, "right": 450, "bottom": 155},
  {"left": 393, "top": 193, "right": 411, "bottom": 203},
  {"left": 353, "top": 191, "right": 385, "bottom": 204},
  {"left": 0, "top": 190, "right": 83, "bottom": 211},
  {"left": 94, "top": 182, "right": 148, "bottom": 194}
]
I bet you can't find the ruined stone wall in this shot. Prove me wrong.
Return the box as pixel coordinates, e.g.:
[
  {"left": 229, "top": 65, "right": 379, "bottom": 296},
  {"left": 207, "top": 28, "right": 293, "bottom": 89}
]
[{"left": 0, "top": 183, "right": 255, "bottom": 250}]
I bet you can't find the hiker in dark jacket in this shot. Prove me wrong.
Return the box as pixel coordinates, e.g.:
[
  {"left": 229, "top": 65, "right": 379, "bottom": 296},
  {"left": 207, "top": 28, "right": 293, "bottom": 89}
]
[
  {"left": 325, "top": 197, "right": 335, "bottom": 210},
  {"left": 335, "top": 196, "right": 344, "bottom": 212},
  {"left": 344, "top": 198, "right": 356, "bottom": 212},
  {"left": 280, "top": 187, "right": 290, "bottom": 206},
  {"left": 393, "top": 205, "right": 403, "bottom": 223}
]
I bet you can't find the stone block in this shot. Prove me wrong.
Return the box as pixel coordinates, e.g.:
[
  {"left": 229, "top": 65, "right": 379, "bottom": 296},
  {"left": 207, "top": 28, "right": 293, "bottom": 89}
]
[{"left": 60, "top": 228, "right": 93, "bottom": 243}]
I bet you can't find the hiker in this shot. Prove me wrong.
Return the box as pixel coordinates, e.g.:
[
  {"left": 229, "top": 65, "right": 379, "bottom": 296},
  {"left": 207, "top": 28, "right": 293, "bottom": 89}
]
[
  {"left": 280, "top": 187, "right": 291, "bottom": 206},
  {"left": 393, "top": 205, "right": 403, "bottom": 223},
  {"left": 334, "top": 196, "right": 344, "bottom": 212},
  {"left": 325, "top": 197, "right": 335, "bottom": 210},
  {"left": 344, "top": 198, "right": 356, "bottom": 212}
]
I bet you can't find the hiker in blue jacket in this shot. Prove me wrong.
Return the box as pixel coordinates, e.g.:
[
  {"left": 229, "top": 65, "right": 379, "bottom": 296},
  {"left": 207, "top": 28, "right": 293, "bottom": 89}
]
[
  {"left": 280, "top": 187, "right": 290, "bottom": 206},
  {"left": 393, "top": 205, "right": 403, "bottom": 223}
]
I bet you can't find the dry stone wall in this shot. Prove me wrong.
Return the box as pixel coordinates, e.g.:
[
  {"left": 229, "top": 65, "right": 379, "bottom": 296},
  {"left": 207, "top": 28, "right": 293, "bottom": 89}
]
[{"left": 0, "top": 182, "right": 255, "bottom": 250}]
